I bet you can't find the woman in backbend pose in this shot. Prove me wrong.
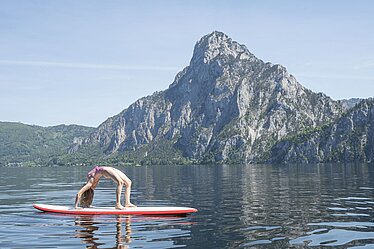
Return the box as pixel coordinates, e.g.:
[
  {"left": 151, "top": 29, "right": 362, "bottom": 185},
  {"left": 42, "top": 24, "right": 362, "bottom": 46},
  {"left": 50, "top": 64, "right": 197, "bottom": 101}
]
[{"left": 75, "top": 166, "right": 136, "bottom": 209}]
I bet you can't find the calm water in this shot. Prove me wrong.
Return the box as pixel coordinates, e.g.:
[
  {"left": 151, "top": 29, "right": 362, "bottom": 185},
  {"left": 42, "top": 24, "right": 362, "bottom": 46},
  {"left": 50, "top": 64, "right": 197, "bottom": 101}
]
[{"left": 1, "top": 164, "right": 374, "bottom": 248}]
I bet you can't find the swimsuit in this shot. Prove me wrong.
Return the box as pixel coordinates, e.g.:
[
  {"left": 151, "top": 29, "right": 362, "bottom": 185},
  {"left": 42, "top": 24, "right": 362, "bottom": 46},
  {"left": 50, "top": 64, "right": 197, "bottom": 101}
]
[{"left": 87, "top": 166, "right": 104, "bottom": 179}]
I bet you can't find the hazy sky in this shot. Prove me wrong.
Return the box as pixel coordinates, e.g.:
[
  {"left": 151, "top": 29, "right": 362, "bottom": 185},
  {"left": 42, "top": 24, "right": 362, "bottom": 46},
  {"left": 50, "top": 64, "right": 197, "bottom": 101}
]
[{"left": 1, "top": 0, "right": 373, "bottom": 127}]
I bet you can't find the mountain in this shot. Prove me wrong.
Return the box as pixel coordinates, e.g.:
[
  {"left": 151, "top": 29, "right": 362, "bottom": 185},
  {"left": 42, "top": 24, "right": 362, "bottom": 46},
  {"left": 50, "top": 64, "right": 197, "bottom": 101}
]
[
  {"left": 74, "top": 31, "right": 345, "bottom": 164},
  {"left": 339, "top": 98, "right": 363, "bottom": 110},
  {"left": 0, "top": 122, "right": 94, "bottom": 166},
  {"left": 268, "top": 98, "right": 374, "bottom": 163}
]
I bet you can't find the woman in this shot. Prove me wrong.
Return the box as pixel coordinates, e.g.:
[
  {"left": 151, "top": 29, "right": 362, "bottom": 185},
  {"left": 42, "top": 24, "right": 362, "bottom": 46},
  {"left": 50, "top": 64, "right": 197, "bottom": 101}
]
[{"left": 75, "top": 166, "right": 136, "bottom": 209}]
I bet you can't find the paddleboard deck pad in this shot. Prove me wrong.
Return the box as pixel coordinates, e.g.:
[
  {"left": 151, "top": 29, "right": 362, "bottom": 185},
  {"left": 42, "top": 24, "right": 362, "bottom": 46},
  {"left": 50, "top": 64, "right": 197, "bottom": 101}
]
[{"left": 33, "top": 203, "right": 197, "bottom": 215}]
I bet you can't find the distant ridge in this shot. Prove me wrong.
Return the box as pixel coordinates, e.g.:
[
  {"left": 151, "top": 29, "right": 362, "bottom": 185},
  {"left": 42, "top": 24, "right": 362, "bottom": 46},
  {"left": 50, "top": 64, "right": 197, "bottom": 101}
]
[
  {"left": 0, "top": 122, "right": 94, "bottom": 166},
  {"left": 340, "top": 98, "right": 363, "bottom": 110}
]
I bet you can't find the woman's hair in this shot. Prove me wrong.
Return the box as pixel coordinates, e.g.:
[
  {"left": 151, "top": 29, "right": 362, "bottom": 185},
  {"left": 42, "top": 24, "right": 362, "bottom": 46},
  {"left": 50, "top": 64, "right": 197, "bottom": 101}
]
[{"left": 79, "top": 185, "right": 94, "bottom": 208}]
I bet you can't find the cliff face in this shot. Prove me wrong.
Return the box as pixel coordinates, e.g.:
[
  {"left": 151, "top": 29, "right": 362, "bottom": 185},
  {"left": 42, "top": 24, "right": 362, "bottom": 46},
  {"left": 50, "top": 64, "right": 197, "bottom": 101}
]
[
  {"left": 269, "top": 99, "right": 374, "bottom": 163},
  {"left": 77, "top": 31, "right": 345, "bottom": 164}
]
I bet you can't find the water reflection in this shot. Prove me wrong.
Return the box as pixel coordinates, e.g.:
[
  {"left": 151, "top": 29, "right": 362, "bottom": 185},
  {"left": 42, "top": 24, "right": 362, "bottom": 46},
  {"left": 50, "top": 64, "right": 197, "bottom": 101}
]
[
  {"left": 2, "top": 163, "right": 374, "bottom": 248},
  {"left": 75, "top": 216, "right": 101, "bottom": 248},
  {"left": 116, "top": 217, "right": 132, "bottom": 248},
  {"left": 67, "top": 163, "right": 374, "bottom": 248},
  {"left": 237, "top": 163, "right": 374, "bottom": 248},
  {"left": 73, "top": 214, "right": 194, "bottom": 249},
  {"left": 290, "top": 228, "right": 374, "bottom": 247},
  {"left": 75, "top": 215, "right": 132, "bottom": 249}
]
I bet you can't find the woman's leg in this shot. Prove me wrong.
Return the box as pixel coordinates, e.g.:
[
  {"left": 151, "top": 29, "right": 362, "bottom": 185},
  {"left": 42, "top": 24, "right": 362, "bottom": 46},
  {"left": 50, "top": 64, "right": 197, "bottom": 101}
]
[
  {"left": 116, "top": 182, "right": 125, "bottom": 209},
  {"left": 117, "top": 170, "right": 135, "bottom": 207},
  {"left": 111, "top": 168, "right": 136, "bottom": 208}
]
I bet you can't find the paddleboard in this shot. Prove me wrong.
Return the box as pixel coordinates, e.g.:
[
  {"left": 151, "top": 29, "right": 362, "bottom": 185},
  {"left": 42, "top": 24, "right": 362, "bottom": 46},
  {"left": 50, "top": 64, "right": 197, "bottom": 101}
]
[{"left": 33, "top": 203, "right": 197, "bottom": 215}]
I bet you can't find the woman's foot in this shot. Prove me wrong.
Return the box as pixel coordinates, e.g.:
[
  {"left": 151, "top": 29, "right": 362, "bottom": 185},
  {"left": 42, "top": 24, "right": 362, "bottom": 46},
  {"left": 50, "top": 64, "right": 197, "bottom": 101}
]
[
  {"left": 126, "top": 203, "right": 136, "bottom": 208},
  {"left": 115, "top": 204, "right": 126, "bottom": 210}
]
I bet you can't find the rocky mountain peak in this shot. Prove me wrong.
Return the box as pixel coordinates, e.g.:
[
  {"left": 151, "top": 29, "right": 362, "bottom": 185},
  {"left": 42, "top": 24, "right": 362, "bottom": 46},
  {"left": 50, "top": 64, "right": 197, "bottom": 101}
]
[
  {"left": 191, "top": 31, "right": 259, "bottom": 65},
  {"left": 75, "top": 31, "right": 346, "bottom": 165}
]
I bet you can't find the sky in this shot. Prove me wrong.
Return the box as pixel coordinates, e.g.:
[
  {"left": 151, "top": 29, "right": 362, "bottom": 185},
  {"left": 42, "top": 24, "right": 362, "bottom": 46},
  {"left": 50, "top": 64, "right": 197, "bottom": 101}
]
[{"left": 1, "top": 0, "right": 373, "bottom": 127}]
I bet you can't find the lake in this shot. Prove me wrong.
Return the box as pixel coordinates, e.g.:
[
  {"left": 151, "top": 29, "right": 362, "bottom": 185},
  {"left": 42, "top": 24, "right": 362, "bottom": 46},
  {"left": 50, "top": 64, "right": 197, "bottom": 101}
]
[{"left": 1, "top": 164, "right": 374, "bottom": 248}]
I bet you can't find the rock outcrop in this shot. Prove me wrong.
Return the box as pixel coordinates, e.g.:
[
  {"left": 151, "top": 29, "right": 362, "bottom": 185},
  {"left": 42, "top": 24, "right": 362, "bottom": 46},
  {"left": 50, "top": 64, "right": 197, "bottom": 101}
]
[{"left": 268, "top": 99, "right": 374, "bottom": 163}]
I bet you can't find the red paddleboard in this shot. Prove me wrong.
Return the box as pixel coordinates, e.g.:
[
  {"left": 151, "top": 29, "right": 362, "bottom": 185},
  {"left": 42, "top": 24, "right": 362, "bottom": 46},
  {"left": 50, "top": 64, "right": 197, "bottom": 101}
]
[{"left": 33, "top": 203, "right": 197, "bottom": 215}]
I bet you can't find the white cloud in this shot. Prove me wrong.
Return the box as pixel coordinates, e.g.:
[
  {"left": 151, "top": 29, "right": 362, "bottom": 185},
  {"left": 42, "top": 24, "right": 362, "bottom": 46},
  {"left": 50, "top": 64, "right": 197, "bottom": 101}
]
[
  {"left": 353, "top": 62, "right": 374, "bottom": 70},
  {"left": 296, "top": 73, "right": 374, "bottom": 81},
  {"left": 0, "top": 60, "right": 180, "bottom": 71}
]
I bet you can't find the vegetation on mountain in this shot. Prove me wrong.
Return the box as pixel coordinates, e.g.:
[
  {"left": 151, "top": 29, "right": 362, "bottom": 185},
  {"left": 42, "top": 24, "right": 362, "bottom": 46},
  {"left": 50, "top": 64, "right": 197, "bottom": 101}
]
[{"left": 0, "top": 122, "right": 94, "bottom": 166}]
